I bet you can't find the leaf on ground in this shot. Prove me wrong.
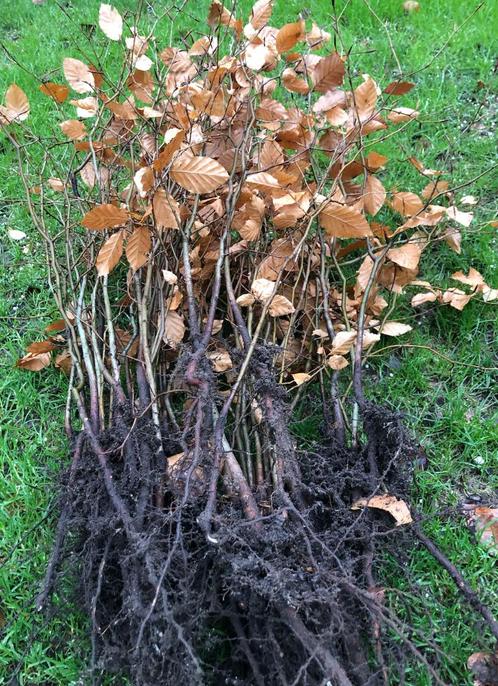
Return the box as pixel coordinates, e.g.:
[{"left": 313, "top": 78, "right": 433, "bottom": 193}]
[
  {"left": 292, "top": 372, "right": 312, "bottom": 386},
  {"left": 268, "top": 294, "right": 295, "bottom": 317},
  {"left": 16, "top": 351, "right": 51, "bottom": 371},
  {"left": 374, "top": 321, "right": 413, "bottom": 336},
  {"left": 352, "top": 495, "right": 413, "bottom": 526}
]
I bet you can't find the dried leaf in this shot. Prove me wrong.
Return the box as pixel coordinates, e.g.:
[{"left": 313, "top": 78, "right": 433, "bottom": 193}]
[
  {"left": 403, "top": 1, "right": 420, "bottom": 12},
  {"left": 170, "top": 155, "right": 229, "bottom": 194},
  {"left": 268, "top": 295, "right": 295, "bottom": 317},
  {"left": 163, "top": 311, "right": 185, "bottom": 347},
  {"left": 311, "top": 53, "right": 345, "bottom": 92},
  {"left": 96, "top": 231, "right": 123, "bottom": 276},
  {"left": 442, "top": 288, "right": 473, "bottom": 311},
  {"left": 319, "top": 203, "right": 372, "bottom": 239},
  {"left": 134, "top": 166, "right": 154, "bottom": 198},
  {"left": 162, "top": 269, "right": 178, "bottom": 285},
  {"left": 39, "top": 82, "right": 69, "bottom": 103},
  {"left": 446, "top": 206, "right": 473, "bottom": 227},
  {"left": 375, "top": 321, "right": 413, "bottom": 336},
  {"left": 388, "top": 107, "right": 419, "bottom": 123},
  {"left": 207, "top": 350, "right": 232, "bottom": 372},
  {"left": 250, "top": 0, "right": 273, "bottom": 29},
  {"left": 8, "top": 228, "right": 26, "bottom": 240},
  {"left": 331, "top": 331, "right": 356, "bottom": 355},
  {"left": 276, "top": 20, "right": 305, "bottom": 54},
  {"left": 387, "top": 242, "right": 422, "bottom": 271},
  {"left": 291, "top": 372, "right": 311, "bottom": 386},
  {"left": 391, "top": 191, "right": 423, "bottom": 216},
  {"left": 306, "top": 23, "right": 331, "bottom": 50},
  {"left": 327, "top": 354, "right": 349, "bottom": 370},
  {"left": 63, "top": 58, "right": 95, "bottom": 94},
  {"left": 126, "top": 226, "right": 151, "bottom": 271},
  {"left": 16, "top": 351, "right": 51, "bottom": 372},
  {"left": 352, "top": 495, "right": 412, "bottom": 526},
  {"left": 444, "top": 227, "right": 462, "bottom": 254},
  {"left": 82, "top": 204, "right": 128, "bottom": 231},
  {"left": 353, "top": 77, "right": 378, "bottom": 121},
  {"left": 364, "top": 175, "right": 386, "bottom": 216},
  {"left": 236, "top": 293, "right": 255, "bottom": 307},
  {"left": 451, "top": 268, "right": 485, "bottom": 288},
  {"left": 99, "top": 4, "right": 123, "bottom": 41},
  {"left": 411, "top": 291, "right": 437, "bottom": 307},
  {"left": 1, "top": 84, "right": 30, "bottom": 123},
  {"left": 251, "top": 278, "right": 275, "bottom": 302},
  {"left": 153, "top": 189, "right": 180, "bottom": 230},
  {"left": 282, "top": 68, "right": 309, "bottom": 94},
  {"left": 60, "top": 119, "right": 87, "bottom": 140},
  {"left": 384, "top": 81, "right": 415, "bottom": 95}
]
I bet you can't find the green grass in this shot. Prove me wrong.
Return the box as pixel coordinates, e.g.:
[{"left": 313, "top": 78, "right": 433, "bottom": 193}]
[{"left": 0, "top": 0, "right": 497, "bottom": 683}]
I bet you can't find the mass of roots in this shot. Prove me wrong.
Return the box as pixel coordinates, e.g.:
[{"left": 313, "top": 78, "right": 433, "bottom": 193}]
[{"left": 42, "top": 386, "right": 424, "bottom": 686}]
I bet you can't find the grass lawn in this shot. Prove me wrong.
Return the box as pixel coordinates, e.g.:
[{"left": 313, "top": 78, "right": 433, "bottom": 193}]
[{"left": 0, "top": 0, "right": 497, "bottom": 683}]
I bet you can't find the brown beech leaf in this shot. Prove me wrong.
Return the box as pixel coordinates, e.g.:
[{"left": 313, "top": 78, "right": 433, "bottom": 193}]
[
  {"left": 207, "top": 350, "right": 232, "bottom": 372},
  {"left": 27, "top": 340, "right": 56, "bottom": 354},
  {"left": 250, "top": 0, "right": 273, "bottom": 29},
  {"left": 446, "top": 206, "right": 473, "bottom": 227},
  {"left": 246, "top": 171, "right": 281, "bottom": 193},
  {"left": 388, "top": 107, "right": 419, "bottom": 123},
  {"left": 39, "top": 82, "right": 69, "bottom": 103},
  {"left": 319, "top": 203, "right": 372, "bottom": 239},
  {"left": 451, "top": 268, "right": 485, "bottom": 288},
  {"left": 364, "top": 175, "right": 386, "bottom": 216},
  {"left": 306, "top": 22, "right": 331, "bottom": 50},
  {"left": 153, "top": 189, "right": 180, "bottom": 230},
  {"left": 352, "top": 495, "right": 413, "bottom": 526},
  {"left": 384, "top": 81, "right": 415, "bottom": 95},
  {"left": 82, "top": 204, "right": 129, "bottom": 231},
  {"left": 327, "top": 354, "right": 349, "bottom": 370},
  {"left": 1, "top": 84, "right": 30, "bottom": 123},
  {"left": 16, "top": 351, "right": 51, "bottom": 372},
  {"left": 63, "top": 58, "right": 95, "bottom": 94},
  {"left": 170, "top": 155, "right": 228, "bottom": 194},
  {"left": 442, "top": 288, "right": 473, "bottom": 311},
  {"left": 292, "top": 372, "right": 311, "bottom": 386},
  {"left": 152, "top": 128, "right": 185, "bottom": 172},
  {"left": 444, "top": 227, "right": 462, "bottom": 254},
  {"left": 96, "top": 231, "right": 124, "bottom": 276},
  {"left": 282, "top": 68, "right": 309, "bottom": 94},
  {"left": 311, "top": 52, "right": 345, "bottom": 92},
  {"left": 162, "top": 270, "right": 178, "bottom": 286},
  {"left": 331, "top": 331, "right": 356, "bottom": 355},
  {"left": 236, "top": 293, "right": 256, "bottom": 307},
  {"left": 411, "top": 291, "right": 438, "bottom": 307},
  {"left": 391, "top": 191, "right": 423, "bottom": 216},
  {"left": 353, "top": 77, "right": 378, "bottom": 122},
  {"left": 375, "top": 321, "right": 413, "bottom": 336},
  {"left": 134, "top": 166, "right": 154, "bottom": 198},
  {"left": 60, "top": 119, "right": 87, "bottom": 140},
  {"left": 163, "top": 311, "right": 185, "bottom": 348},
  {"left": 54, "top": 350, "right": 72, "bottom": 374},
  {"left": 268, "top": 295, "right": 295, "bottom": 317},
  {"left": 47, "top": 177, "right": 65, "bottom": 193},
  {"left": 251, "top": 277, "right": 275, "bottom": 302},
  {"left": 387, "top": 242, "right": 422, "bottom": 271},
  {"left": 466, "top": 506, "right": 498, "bottom": 556},
  {"left": 276, "top": 20, "right": 305, "bottom": 54},
  {"left": 98, "top": 3, "right": 123, "bottom": 41},
  {"left": 126, "top": 226, "right": 151, "bottom": 271}
]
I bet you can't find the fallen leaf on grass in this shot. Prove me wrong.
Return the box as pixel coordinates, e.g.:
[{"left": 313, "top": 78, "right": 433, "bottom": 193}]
[
  {"left": 464, "top": 506, "right": 498, "bottom": 556},
  {"left": 352, "top": 495, "right": 413, "bottom": 526}
]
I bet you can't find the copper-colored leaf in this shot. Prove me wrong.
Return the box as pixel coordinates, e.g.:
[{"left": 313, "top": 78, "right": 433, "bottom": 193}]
[
  {"left": 250, "top": 0, "right": 273, "bottom": 29},
  {"left": 292, "top": 372, "right": 311, "bottom": 386},
  {"left": 47, "top": 177, "right": 65, "bottom": 193},
  {"left": 319, "top": 203, "right": 372, "bottom": 239},
  {"left": 451, "top": 268, "right": 485, "bottom": 288},
  {"left": 207, "top": 350, "right": 232, "bottom": 372},
  {"left": 327, "top": 354, "right": 349, "bottom": 370},
  {"left": 384, "top": 81, "right": 415, "bottom": 95},
  {"left": 163, "top": 311, "right": 185, "bottom": 347},
  {"left": 39, "top": 82, "right": 69, "bottom": 103},
  {"left": 353, "top": 77, "right": 378, "bottom": 122},
  {"left": 99, "top": 3, "right": 123, "bottom": 41},
  {"left": 63, "top": 58, "right": 95, "bottom": 94},
  {"left": 96, "top": 231, "right": 124, "bottom": 276},
  {"left": 311, "top": 53, "right": 345, "bottom": 92},
  {"left": 442, "top": 288, "right": 473, "bottom": 311},
  {"left": 16, "top": 351, "right": 51, "bottom": 372},
  {"left": 134, "top": 166, "right": 154, "bottom": 198},
  {"left": 268, "top": 294, "right": 295, "bottom": 317},
  {"left": 446, "top": 206, "right": 473, "bottom": 227},
  {"left": 170, "top": 154, "right": 229, "bottom": 194},
  {"left": 374, "top": 321, "right": 413, "bottom": 336},
  {"left": 411, "top": 291, "right": 437, "bottom": 307},
  {"left": 82, "top": 204, "right": 128, "bottom": 231},
  {"left": 246, "top": 171, "right": 280, "bottom": 193},
  {"left": 306, "top": 22, "right": 331, "bottom": 50},
  {"left": 276, "top": 20, "right": 305, "bottom": 54},
  {"left": 387, "top": 242, "right": 422, "bottom": 271},
  {"left": 391, "top": 191, "right": 423, "bottom": 216},
  {"left": 60, "top": 119, "right": 87, "bottom": 140},
  {"left": 153, "top": 188, "right": 180, "bottom": 230},
  {"left": 388, "top": 107, "right": 419, "bottom": 123},
  {"left": 153, "top": 128, "right": 185, "bottom": 172},
  {"left": 27, "top": 340, "right": 56, "bottom": 354},
  {"left": 282, "top": 68, "right": 309, "bottom": 94},
  {"left": 364, "top": 175, "right": 386, "bottom": 216},
  {"left": 1, "top": 84, "right": 30, "bottom": 123},
  {"left": 352, "top": 495, "right": 412, "bottom": 526},
  {"left": 251, "top": 278, "right": 275, "bottom": 302},
  {"left": 331, "top": 331, "right": 356, "bottom": 355},
  {"left": 126, "top": 226, "right": 151, "bottom": 271}
]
